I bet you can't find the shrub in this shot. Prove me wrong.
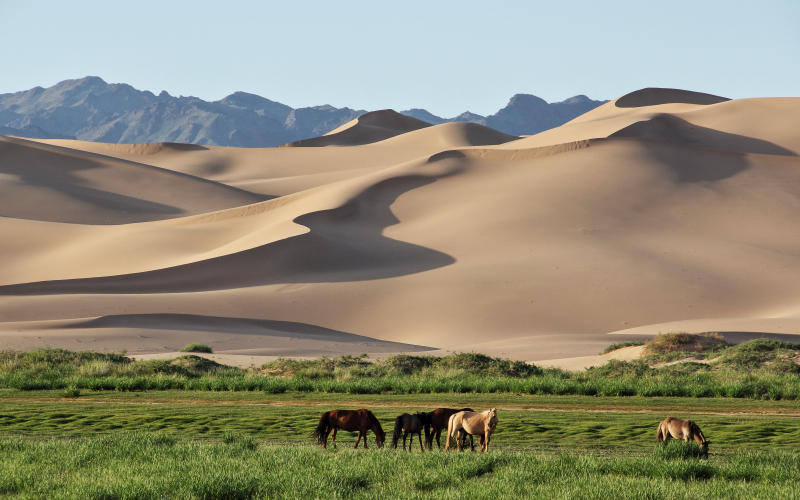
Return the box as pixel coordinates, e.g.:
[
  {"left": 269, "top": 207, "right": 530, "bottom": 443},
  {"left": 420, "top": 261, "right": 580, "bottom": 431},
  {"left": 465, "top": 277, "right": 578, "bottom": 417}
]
[
  {"left": 180, "top": 343, "right": 213, "bottom": 354},
  {"left": 62, "top": 385, "right": 81, "bottom": 398},
  {"left": 644, "top": 333, "right": 727, "bottom": 357}
]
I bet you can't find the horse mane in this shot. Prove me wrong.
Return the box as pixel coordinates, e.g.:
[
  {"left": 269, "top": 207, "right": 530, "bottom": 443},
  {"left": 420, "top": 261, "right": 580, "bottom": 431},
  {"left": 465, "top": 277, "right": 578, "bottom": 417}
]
[
  {"left": 365, "top": 409, "right": 384, "bottom": 432},
  {"left": 689, "top": 420, "right": 706, "bottom": 443}
]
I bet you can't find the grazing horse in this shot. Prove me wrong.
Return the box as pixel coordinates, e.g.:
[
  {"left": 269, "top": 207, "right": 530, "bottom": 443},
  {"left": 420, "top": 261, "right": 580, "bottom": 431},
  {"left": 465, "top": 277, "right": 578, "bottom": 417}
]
[
  {"left": 422, "top": 408, "right": 476, "bottom": 450},
  {"left": 391, "top": 413, "right": 426, "bottom": 451},
  {"left": 657, "top": 417, "right": 709, "bottom": 457},
  {"left": 446, "top": 408, "right": 498, "bottom": 452},
  {"left": 313, "top": 409, "right": 385, "bottom": 449}
]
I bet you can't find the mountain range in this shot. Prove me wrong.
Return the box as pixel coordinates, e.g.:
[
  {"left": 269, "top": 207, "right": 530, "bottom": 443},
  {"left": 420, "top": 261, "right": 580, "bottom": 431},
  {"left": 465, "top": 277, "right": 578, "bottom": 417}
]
[{"left": 0, "top": 77, "right": 605, "bottom": 147}]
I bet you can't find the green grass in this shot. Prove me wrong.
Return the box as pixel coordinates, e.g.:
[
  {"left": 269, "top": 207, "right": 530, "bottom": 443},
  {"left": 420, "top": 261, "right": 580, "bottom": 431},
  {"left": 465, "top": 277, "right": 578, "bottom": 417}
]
[
  {"left": 602, "top": 341, "right": 645, "bottom": 354},
  {"left": 1, "top": 397, "right": 798, "bottom": 449},
  {"left": 1, "top": 391, "right": 798, "bottom": 498},
  {"left": 0, "top": 434, "right": 797, "bottom": 499},
  {"left": 180, "top": 343, "right": 213, "bottom": 354},
  {"left": 2, "top": 343, "right": 799, "bottom": 399}
]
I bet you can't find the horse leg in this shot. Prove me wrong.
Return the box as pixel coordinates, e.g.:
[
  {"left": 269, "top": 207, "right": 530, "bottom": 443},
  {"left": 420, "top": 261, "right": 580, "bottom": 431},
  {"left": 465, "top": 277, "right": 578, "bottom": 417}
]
[
  {"left": 364, "top": 429, "right": 369, "bottom": 449},
  {"left": 354, "top": 431, "right": 362, "bottom": 449},
  {"left": 436, "top": 430, "right": 442, "bottom": 449},
  {"left": 331, "top": 427, "right": 337, "bottom": 448},
  {"left": 403, "top": 431, "right": 408, "bottom": 451}
]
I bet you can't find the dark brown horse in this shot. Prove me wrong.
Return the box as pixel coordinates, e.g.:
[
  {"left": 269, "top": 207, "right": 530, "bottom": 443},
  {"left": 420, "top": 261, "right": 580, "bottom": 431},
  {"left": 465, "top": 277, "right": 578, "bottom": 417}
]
[
  {"left": 392, "top": 413, "right": 426, "bottom": 451},
  {"left": 422, "top": 408, "right": 477, "bottom": 450},
  {"left": 313, "top": 409, "right": 385, "bottom": 449}
]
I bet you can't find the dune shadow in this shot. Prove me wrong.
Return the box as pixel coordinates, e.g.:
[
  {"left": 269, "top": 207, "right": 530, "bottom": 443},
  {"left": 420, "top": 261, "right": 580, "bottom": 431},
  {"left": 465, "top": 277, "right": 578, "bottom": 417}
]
[
  {"left": 611, "top": 114, "right": 796, "bottom": 157},
  {"left": 0, "top": 174, "right": 457, "bottom": 295},
  {"left": 60, "top": 313, "right": 435, "bottom": 350},
  {"left": 615, "top": 88, "right": 730, "bottom": 108},
  {"left": 0, "top": 137, "right": 267, "bottom": 223},
  {"left": 609, "top": 114, "right": 796, "bottom": 183}
]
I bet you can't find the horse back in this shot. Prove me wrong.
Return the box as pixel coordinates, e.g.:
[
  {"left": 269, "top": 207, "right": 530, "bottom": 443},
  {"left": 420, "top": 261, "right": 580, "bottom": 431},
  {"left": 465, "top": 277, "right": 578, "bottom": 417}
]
[{"left": 432, "top": 408, "right": 473, "bottom": 429}]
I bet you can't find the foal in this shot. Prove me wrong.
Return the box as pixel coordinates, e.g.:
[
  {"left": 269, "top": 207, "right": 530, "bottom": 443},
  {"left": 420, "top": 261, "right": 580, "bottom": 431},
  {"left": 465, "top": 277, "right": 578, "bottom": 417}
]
[{"left": 392, "top": 413, "right": 426, "bottom": 451}]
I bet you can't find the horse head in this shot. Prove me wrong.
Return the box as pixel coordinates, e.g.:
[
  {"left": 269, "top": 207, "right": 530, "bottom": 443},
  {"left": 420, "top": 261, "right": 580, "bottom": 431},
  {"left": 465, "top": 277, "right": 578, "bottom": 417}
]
[
  {"left": 700, "top": 439, "right": 710, "bottom": 457},
  {"left": 488, "top": 408, "right": 498, "bottom": 427},
  {"left": 375, "top": 428, "right": 386, "bottom": 448}
]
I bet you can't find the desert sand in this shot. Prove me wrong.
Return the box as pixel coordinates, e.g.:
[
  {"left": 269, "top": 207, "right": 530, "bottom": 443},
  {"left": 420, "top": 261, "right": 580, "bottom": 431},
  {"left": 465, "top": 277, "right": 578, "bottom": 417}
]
[{"left": 2, "top": 88, "right": 799, "bottom": 369}]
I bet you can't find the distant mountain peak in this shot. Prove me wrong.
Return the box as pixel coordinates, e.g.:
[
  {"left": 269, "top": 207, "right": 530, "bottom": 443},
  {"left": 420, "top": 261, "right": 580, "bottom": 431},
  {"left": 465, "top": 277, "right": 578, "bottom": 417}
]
[
  {"left": 507, "top": 93, "right": 549, "bottom": 107},
  {"left": 560, "top": 95, "right": 592, "bottom": 104},
  {"left": 0, "top": 76, "right": 606, "bottom": 146}
]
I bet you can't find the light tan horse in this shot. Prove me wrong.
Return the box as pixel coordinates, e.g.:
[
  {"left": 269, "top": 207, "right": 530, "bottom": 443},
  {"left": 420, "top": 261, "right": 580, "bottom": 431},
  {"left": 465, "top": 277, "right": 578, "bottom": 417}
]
[
  {"left": 445, "top": 408, "right": 498, "bottom": 452},
  {"left": 657, "top": 417, "right": 709, "bottom": 457}
]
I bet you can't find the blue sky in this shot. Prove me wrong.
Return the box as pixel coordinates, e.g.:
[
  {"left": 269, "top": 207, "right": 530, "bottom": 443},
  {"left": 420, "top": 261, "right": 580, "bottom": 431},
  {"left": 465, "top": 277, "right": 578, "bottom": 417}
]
[{"left": 1, "top": 0, "right": 797, "bottom": 116}]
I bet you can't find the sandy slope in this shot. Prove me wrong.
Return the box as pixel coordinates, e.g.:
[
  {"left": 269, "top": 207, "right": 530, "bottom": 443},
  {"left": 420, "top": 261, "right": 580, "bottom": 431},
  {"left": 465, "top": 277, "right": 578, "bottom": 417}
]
[{"left": 2, "top": 88, "right": 800, "bottom": 364}]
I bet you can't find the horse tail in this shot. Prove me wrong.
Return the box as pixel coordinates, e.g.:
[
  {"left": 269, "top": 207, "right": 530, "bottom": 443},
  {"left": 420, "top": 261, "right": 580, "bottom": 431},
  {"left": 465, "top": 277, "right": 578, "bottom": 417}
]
[
  {"left": 421, "top": 412, "right": 432, "bottom": 448},
  {"left": 313, "top": 411, "right": 330, "bottom": 444},
  {"left": 656, "top": 421, "right": 664, "bottom": 442},
  {"left": 445, "top": 413, "right": 457, "bottom": 450},
  {"left": 392, "top": 415, "right": 403, "bottom": 448}
]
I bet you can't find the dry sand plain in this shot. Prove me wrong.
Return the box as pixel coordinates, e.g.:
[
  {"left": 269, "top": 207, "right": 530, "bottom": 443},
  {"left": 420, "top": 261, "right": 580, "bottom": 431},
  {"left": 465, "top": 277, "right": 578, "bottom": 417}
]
[{"left": 2, "top": 88, "right": 800, "bottom": 369}]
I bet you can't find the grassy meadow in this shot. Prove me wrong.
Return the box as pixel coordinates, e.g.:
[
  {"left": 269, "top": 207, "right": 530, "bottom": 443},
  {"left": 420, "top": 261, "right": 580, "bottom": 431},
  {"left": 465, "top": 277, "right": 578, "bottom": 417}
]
[
  {"left": 1, "top": 334, "right": 799, "bottom": 498},
  {"left": 2, "top": 434, "right": 799, "bottom": 499}
]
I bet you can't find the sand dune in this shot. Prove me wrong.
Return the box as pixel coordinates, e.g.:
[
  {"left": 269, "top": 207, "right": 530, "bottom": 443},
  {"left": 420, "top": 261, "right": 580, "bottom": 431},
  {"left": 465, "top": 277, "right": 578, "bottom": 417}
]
[
  {"left": 1, "top": 89, "right": 799, "bottom": 363},
  {"left": 0, "top": 137, "right": 265, "bottom": 224},
  {"left": 32, "top": 121, "right": 518, "bottom": 198},
  {"left": 285, "top": 109, "right": 431, "bottom": 147}
]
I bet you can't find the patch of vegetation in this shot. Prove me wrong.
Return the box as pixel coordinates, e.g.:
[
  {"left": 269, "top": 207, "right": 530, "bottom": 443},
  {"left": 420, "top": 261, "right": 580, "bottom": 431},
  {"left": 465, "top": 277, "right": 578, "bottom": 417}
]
[
  {"left": 602, "top": 341, "right": 645, "bottom": 354},
  {"left": 62, "top": 386, "right": 81, "bottom": 399},
  {"left": 643, "top": 332, "right": 728, "bottom": 361},
  {"left": 1, "top": 343, "right": 798, "bottom": 399},
  {"left": 653, "top": 440, "right": 708, "bottom": 460},
  {"left": 180, "top": 343, "right": 213, "bottom": 353},
  {"left": 715, "top": 339, "right": 800, "bottom": 372},
  {"left": 0, "top": 434, "right": 797, "bottom": 499}
]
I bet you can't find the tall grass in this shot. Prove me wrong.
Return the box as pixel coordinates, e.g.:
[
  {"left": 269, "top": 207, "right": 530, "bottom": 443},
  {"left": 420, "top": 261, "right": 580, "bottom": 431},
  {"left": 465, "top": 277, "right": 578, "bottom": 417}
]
[
  {"left": 0, "top": 434, "right": 797, "bottom": 499},
  {"left": 1, "top": 341, "right": 798, "bottom": 399}
]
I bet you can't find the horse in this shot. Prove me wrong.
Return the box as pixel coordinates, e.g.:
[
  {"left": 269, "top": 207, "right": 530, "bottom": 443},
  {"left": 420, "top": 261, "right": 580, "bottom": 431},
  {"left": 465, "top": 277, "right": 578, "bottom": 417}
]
[
  {"left": 313, "top": 409, "right": 385, "bottom": 449},
  {"left": 391, "top": 413, "right": 426, "bottom": 451},
  {"left": 445, "top": 408, "right": 498, "bottom": 452},
  {"left": 422, "top": 407, "right": 476, "bottom": 450},
  {"left": 657, "top": 417, "right": 709, "bottom": 457}
]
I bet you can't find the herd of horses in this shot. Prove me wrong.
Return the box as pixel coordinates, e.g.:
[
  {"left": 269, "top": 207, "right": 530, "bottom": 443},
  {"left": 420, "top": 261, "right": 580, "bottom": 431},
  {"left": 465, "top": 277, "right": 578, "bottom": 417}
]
[{"left": 312, "top": 408, "right": 709, "bottom": 456}]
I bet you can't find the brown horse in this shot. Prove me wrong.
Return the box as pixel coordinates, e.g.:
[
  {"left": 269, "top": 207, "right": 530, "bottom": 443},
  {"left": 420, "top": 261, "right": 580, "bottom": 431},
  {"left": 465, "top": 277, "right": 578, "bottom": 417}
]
[
  {"left": 391, "top": 413, "right": 426, "bottom": 451},
  {"left": 657, "top": 417, "right": 709, "bottom": 457},
  {"left": 422, "top": 408, "right": 475, "bottom": 450},
  {"left": 313, "top": 409, "right": 385, "bottom": 449},
  {"left": 445, "top": 408, "right": 498, "bottom": 452}
]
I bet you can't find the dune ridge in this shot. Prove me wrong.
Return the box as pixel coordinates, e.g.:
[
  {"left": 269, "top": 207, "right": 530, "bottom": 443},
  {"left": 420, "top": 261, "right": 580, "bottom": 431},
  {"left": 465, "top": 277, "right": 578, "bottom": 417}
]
[
  {"left": 284, "top": 109, "right": 432, "bottom": 147},
  {"left": 2, "top": 89, "right": 800, "bottom": 364}
]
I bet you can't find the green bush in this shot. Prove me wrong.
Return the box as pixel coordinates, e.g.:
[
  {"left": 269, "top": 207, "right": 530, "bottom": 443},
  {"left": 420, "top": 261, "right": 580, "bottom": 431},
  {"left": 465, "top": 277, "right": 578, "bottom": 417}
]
[{"left": 180, "top": 343, "right": 213, "bottom": 354}]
